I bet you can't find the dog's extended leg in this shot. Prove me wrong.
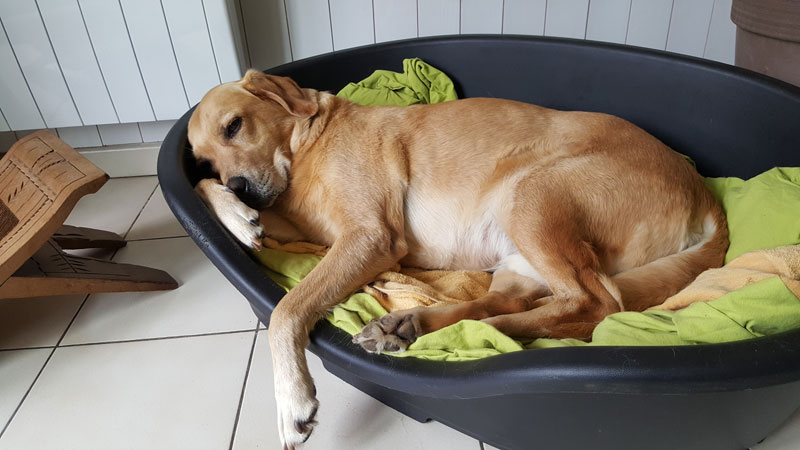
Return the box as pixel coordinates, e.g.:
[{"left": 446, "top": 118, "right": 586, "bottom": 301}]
[
  {"left": 195, "top": 179, "right": 264, "bottom": 249},
  {"left": 269, "top": 225, "right": 405, "bottom": 449}
]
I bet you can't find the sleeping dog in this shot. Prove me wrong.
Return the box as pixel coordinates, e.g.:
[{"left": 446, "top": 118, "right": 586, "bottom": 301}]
[{"left": 188, "top": 70, "right": 728, "bottom": 449}]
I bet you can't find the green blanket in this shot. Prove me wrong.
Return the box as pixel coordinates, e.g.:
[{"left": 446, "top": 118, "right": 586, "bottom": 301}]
[
  {"left": 336, "top": 57, "right": 457, "bottom": 106},
  {"left": 254, "top": 59, "right": 800, "bottom": 361}
]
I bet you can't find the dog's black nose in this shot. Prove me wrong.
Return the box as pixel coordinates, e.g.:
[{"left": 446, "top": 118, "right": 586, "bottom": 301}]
[{"left": 227, "top": 176, "right": 248, "bottom": 194}]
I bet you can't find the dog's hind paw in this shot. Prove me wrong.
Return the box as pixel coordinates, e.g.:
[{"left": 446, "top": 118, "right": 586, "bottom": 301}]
[{"left": 352, "top": 312, "right": 421, "bottom": 353}]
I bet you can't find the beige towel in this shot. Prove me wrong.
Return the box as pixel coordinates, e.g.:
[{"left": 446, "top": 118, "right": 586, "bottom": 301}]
[
  {"left": 364, "top": 269, "right": 492, "bottom": 311},
  {"left": 652, "top": 245, "right": 800, "bottom": 310},
  {"left": 262, "top": 237, "right": 490, "bottom": 311}
]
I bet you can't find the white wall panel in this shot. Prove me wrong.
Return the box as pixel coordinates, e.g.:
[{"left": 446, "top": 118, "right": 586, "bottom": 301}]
[
  {"left": 330, "top": 0, "right": 375, "bottom": 50},
  {"left": 98, "top": 123, "right": 143, "bottom": 146},
  {"left": 545, "top": 0, "right": 590, "bottom": 39},
  {"left": 79, "top": 0, "right": 155, "bottom": 124},
  {"left": 119, "top": 0, "right": 189, "bottom": 120},
  {"left": 162, "top": 0, "right": 222, "bottom": 105},
  {"left": 460, "top": 0, "right": 503, "bottom": 34},
  {"left": 0, "top": 23, "right": 45, "bottom": 131},
  {"left": 37, "top": 0, "right": 118, "bottom": 126},
  {"left": 0, "top": 0, "right": 81, "bottom": 128},
  {"left": 626, "top": 0, "right": 673, "bottom": 50},
  {"left": 374, "top": 0, "right": 417, "bottom": 43},
  {"left": 285, "top": 0, "right": 333, "bottom": 60},
  {"left": 666, "top": 0, "right": 714, "bottom": 57},
  {"left": 418, "top": 0, "right": 460, "bottom": 37},
  {"left": 586, "top": 0, "right": 631, "bottom": 44},
  {"left": 139, "top": 120, "right": 177, "bottom": 143},
  {"left": 503, "top": 0, "right": 546, "bottom": 36},
  {"left": 704, "top": 0, "right": 735, "bottom": 64},
  {"left": 57, "top": 125, "right": 103, "bottom": 148},
  {"left": 240, "top": 0, "right": 292, "bottom": 70},
  {"left": 203, "top": 0, "right": 246, "bottom": 81}
]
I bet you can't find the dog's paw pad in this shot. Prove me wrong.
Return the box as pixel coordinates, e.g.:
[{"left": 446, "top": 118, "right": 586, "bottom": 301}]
[{"left": 353, "top": 312, "right": 421, "bottom": 354}]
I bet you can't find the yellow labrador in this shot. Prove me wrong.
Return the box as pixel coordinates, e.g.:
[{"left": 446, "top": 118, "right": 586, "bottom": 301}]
[{"left": 188, "top": 70, "right": 728, "bottom": 448}]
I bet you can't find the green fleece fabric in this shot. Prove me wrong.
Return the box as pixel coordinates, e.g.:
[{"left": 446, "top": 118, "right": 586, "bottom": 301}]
[
  {"left": 704, "top": 168, "right": 800, "bottom": 263},
  {"left": 336, "top": 58, "right": 457, "bottom": 106},
  {"left": 252, "top": 61, "right": 800, "bottom": 361}
]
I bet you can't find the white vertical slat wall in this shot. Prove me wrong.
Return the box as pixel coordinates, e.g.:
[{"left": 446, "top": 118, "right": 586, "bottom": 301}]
[
  {"left": 0, "top": 0, "right": 737, "bottom": 153},
  {"left": 0, "top": 0, "right": 244, "bottom": 150},
  {"left": 235, "top": 0, "right": 735, "bottom": 72}
]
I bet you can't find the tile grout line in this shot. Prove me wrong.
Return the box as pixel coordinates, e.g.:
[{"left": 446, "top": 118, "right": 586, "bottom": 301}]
[
  {"left": 0, "top": 345, "right": 54, "bottom": 353},
  {"left": 125, "top": 234, "right": 189, "bottom": 243},
  {"left": 59, "top": 328, "right": 257, "bottom": 349},
  {"left": 228, "top": 327, "right": 260, "bottom": 450},
  {"left": 1, "top": 176, "right": 202, "bottom": 442},
  {"left": 0, "top": 291, "right": 89, "bottom": 440},
  {"left": 0, "top": 323, "right": 258, "bottom": 438},
  {"left": 121, "top": 182, "right": 159, "bottom": 241},
  {"left": 1, "top": 177, "right": 158, "bottom": 438},
  {"left": 0, "top": 346, "right": 56, "bottom": 440}
]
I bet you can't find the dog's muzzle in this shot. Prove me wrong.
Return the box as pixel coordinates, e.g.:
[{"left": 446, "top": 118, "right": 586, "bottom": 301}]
[{"left": 227, "top": 176, "right": 278, "bottom": 210}]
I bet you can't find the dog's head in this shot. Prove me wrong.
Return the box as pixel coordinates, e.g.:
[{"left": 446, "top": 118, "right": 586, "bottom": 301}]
[{"left": 188, "top": 70, "right": 318, "bottom": 210}]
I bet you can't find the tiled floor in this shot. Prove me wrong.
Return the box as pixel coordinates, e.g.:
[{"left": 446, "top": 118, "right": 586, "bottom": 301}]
[{"left": 0, "top": 176, "right": 798, "bottom": 450}]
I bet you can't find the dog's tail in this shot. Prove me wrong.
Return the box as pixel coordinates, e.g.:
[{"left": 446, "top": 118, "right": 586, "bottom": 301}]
[{"left": 610, "top": 203, "right": 729, "bottom": 312}]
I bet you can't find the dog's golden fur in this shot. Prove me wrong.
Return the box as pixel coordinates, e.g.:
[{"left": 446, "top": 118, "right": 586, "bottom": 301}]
[{"left": 188, "top": 70, "right": 728, "bottom": 448}]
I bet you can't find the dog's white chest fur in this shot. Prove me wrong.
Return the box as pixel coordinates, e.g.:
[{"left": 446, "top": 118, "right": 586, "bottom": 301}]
[{"left": 401, "top": 188, "right": 518, "bottom": 271}]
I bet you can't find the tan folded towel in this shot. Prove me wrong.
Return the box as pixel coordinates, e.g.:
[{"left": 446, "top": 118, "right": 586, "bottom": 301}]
[
  {"left": 262, "top": 237, "right": 490, "bottom": 311},
  {"left": 652, "top": 245, "right": 800, "bottom": 311},
  {"left": 364, "top": 269, "right": 492, "bottom": 311}
]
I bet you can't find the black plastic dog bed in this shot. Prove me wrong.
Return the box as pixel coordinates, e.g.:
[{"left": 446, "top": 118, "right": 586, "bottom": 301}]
[{"left": 158, "top": 36, "right": 800, "bottom": 450}]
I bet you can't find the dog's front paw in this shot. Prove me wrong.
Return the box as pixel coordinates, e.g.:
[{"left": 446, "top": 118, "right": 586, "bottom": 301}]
[
  {"left": 353, "top": 310, "right": 423, "bottom": 353},
  {"left": 198, "top": 181, "right": 264, "bottom": 249},
  {"left": 275, "top": 384, "right": 319, "bottom": 449},
  {"left": 218, "top": 199, "right": 264, "bottom": 250}
]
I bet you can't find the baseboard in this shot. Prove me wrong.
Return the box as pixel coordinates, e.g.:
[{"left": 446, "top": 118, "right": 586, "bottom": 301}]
[{"left": 79, "top": 142, "right": 160, "bottom": 178}]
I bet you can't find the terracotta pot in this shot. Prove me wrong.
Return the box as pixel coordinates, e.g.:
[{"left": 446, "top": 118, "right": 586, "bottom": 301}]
[{"left": 732, "top": 0, "right": 800, "bottom": 86}]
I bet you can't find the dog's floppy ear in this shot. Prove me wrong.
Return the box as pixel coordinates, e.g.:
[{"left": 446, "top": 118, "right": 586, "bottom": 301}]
[{"left": 240, "top": 69, "right": 318, "bottom": 118}]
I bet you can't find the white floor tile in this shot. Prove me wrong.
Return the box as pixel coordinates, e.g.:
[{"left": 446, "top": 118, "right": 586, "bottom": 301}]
[
  {"left": 0, "top": 295, "right": 84, "bottom": 350},
  {"left": 64, "top": 176, "right": 158, "bottom": 237},
  {"left": 61, "top": 237, "right": 257, "bottom": 344},
  {"left": 0, "top": 349, "right": 51, "bottom": 428},
  {"left": 754, "top": 408, "right": 800, "bottom": 450},
  {"left": 232, "top": 331, "right": 481, "bottom": 450},
  {"left": 127, "top": 185, "right": 188, "bottom": 240},
  {"left": 0, "top": 333, "right": 254, "bottom": 450}
]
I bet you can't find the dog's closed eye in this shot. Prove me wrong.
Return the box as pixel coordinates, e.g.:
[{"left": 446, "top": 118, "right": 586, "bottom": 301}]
[{"left": 225, "top": 117, "right": 242, "bottom": 139}]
